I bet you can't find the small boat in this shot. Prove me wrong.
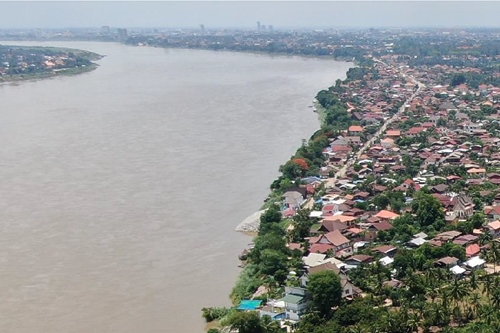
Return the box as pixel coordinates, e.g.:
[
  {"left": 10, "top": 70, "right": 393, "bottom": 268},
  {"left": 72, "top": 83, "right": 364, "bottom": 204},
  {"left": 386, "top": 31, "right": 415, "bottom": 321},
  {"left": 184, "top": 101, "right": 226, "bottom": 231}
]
[
  {"left": 312, "top": 107, "right": 317, "bottom": 112},
  {"left": 308, "top": 105, "right": 313, "bottom": 108}
]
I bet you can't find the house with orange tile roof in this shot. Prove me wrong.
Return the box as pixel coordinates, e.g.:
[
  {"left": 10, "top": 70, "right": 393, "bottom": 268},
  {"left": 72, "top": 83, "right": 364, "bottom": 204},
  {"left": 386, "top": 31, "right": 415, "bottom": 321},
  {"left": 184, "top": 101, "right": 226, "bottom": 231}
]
[
  {"left": 374, "top": 210, "right": 400, "bottom": 222},
  {"left": 348, "top": 125, "right": 364, "bottom": 135},
  {"left": 467, "top": 168, "right": 486, "bottom": 178},
  {"left": 321, "top": 214, "right": 357, "bottom": 226}
]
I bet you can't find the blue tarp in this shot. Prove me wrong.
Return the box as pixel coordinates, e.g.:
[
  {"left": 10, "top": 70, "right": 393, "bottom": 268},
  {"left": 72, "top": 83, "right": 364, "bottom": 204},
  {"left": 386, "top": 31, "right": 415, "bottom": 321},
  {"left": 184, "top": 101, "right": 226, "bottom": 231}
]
[{"left": 237, "top": 300, "right": 262, "bottom": 310}]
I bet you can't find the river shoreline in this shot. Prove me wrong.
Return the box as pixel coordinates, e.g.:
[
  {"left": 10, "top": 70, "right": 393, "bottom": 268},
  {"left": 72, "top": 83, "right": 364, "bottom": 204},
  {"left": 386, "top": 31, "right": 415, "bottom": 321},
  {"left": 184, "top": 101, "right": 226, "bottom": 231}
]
[{"left": 0, "top": 63, "right": 100, "bottom": 85}]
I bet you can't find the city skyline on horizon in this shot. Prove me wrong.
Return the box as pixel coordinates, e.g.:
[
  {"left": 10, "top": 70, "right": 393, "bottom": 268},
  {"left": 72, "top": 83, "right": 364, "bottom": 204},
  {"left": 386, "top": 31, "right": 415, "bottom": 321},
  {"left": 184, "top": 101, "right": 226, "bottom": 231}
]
[{"left": 0, "top": 2, "right": 499, "bottom": 30}]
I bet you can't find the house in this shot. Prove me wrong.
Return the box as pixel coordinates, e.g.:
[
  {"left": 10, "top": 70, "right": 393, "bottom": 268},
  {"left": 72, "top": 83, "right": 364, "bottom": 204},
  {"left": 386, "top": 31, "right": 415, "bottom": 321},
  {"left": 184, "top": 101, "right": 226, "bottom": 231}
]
[
  {"left": 435, "top": 256, "right": 460, "bottom": 268},
  {"left": 395, "top": 179, "right": 421, "bottom": 193},
  {"left": 466, "top": 244, "right": 481, "bottom": 258},
  {"left": 485, "top": 220, "right": 500, "bottom": 237},
  {"left": 280, "top": 286, "right": 307, "bottom": 321},
  {"left": 364, "top": 221, "right": 393, "bottom": 241},
  {"left": 302, "top": 253, "right": 328, "bottom": 267},
  {"left": 430, "top": 184, "right": 449, "bottom": 194},
  {"left": 373, "top": 210, "right": 400, "bottom": 222},
  {"left": 346, "top": 136, "right": 362, "bottom": 145},
  {"left": 353, "top": 191, "right": 370, "bottom": 201},
  {"left": 379, "top": 256, "right": 395, "bottom": 266},
  {"left": 465, "top": 256, "right": 486, "bottom": 270},
  {"left": 381, "top": 138, "right": 395, "bottom": 149},
  {"left": 467, "top": 168, "right": 486, "bottom": 178},
  {"left": 309, "top": 230, "right": 352, "bottom": 257},
  {"left": 386, "top": 130, "right": 401, "bottom": 138},
  {"left": 453, "top": 234, "right": 479, "bottom": 246},
  {"left": 406, "top": 127, "right": 426, "bottom": 137},
  {"left": 484, "top": 206, "right": 500, "bottom": 221},
  {"left": 322, "top": 204, "right": 339, "bottom": 216},
  {"left": 283, "top": 190, "right": 305, "bottom": 210},
  {"left": 318, "top": 220, "right": 349, "bottom": 233},
  {"left": 450, "top": 265, "right": 466, "bottom": 277},
  {"left": 321, "top": 215, "right": 357, "bottom": 226},
  {"left": 348, "top": 125, "right": 364, "bottom": 135},
  {"left": 407, "top": 237, "right": 427, "bottom": 248},
  {"left": 372, "top": 245, "right": 398, "bottom": 257},
  {"left": 434, "top": 230, "right": 462, "bottom": 242},
  {"left": 344, "top": 254, "right": 374, "bottom": 267},
  {"left": 331, "top": 136, "right": 349, "bottom": 148}
]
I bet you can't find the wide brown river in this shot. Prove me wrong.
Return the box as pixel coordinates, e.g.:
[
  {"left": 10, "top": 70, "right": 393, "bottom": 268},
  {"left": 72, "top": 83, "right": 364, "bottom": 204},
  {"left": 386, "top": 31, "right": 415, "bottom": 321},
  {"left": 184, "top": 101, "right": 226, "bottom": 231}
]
[{"left": 0, "top": 41, "right": 351, "bottom": 332}]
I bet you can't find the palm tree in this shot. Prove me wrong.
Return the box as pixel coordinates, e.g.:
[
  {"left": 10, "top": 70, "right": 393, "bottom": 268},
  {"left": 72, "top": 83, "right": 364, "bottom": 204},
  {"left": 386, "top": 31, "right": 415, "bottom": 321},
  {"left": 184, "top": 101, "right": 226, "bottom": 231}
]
[
  {"left": 426, "top": 285, "right": 438, "bottom": 304},
  {"left": 469, "top": 270, "right": 479, "bottom": 290},
  {"left": 490, "top": 288, "right": 500, "bottom": 309},
  {"left": 449, "top": 279, "right": 469, "bottom": 309},
  {"left": 479, "top": 304, "right": 496, "bottom": 325},
  {"left": 407, "top": 312, "right": 420, "bottom": 333},
  {"left": 479, "top": 231, "right": 493, "bottom": 246},
  {"left": 452, "top": 305, "right": 463, "bottom": 327},
  {"left": 492, "top": 241, "right": 500, "bottom": 272},
  {"left": 483, "top": 274, "right": 493, "bottom": 297},
  {"left": 470, "top": 292, "right": 481, "bottom": 317},
  {"left": 439, "top": 288, "right": 451, "bottom": 313},
  {"left": 425, "top": 267, "right": 440, "bottom": 289},
  {"left": 428, "top": 302, "right": 450, "bottom": 327}
]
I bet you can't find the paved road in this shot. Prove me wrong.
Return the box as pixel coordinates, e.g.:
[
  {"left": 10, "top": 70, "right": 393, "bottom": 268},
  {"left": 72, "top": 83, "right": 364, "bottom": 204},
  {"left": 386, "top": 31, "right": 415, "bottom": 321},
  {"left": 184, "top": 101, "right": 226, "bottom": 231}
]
[{"left": 324, "top": 59, "right": 424, "bottom": 189}]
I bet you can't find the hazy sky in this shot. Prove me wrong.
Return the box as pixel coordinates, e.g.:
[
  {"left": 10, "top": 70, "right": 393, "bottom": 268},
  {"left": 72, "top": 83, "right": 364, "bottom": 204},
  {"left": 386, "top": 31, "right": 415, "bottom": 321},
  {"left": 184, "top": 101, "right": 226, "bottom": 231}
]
[{"left": 0, "top": 1, "right": 499, "bottom": 29}]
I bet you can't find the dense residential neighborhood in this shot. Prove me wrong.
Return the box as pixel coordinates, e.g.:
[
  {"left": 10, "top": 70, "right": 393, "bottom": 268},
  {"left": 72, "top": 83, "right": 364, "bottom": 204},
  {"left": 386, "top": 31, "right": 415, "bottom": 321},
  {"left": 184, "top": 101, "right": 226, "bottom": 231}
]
[{"left": 202, "top": 28, "right": 500, "bottom": 333}]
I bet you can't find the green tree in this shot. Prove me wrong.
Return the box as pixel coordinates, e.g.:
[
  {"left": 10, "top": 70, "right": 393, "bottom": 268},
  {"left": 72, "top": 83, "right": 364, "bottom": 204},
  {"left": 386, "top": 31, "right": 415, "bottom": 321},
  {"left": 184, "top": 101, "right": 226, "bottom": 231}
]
[
  {"left": 229, "top": 311, "right": 263, "bottom": 333},
  {"left": 290, "top": 209, "right": 313, "bottom": 242},
  {"left": 451, "top": 73, "right": 466, "bottom": 87},
  {"left": 411, "top": 192, "right": 444, "bottom": 227},
  {"left": 259, "top": 249, "right": 288, "bottom": 278},
  {"left": 307, "top": 270, "right": 342, "bottom": 317}
]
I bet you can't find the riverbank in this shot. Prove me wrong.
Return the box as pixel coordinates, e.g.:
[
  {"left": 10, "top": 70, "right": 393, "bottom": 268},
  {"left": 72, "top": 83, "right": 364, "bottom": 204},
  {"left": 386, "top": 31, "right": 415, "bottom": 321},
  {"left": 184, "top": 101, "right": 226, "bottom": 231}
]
[{"left": 0, "top": 63, "right": 99, "bottom": 84}]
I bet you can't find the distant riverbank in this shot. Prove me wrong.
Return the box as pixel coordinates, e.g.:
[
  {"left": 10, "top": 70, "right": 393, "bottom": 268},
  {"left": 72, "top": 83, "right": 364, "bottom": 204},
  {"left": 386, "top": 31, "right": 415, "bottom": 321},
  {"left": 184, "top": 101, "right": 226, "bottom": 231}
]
[{"left": 0, "top": 44, "right": 103, "bottom": 84}]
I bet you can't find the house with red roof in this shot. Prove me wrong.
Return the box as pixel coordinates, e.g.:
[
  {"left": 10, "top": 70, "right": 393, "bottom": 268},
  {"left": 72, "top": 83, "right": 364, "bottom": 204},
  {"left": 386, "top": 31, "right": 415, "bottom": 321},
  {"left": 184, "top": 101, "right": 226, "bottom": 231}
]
[
  {"left": 406, "top": 127, "right": 426, "bottom": 137},
  {"left": 364, "top": 221, "right": 394, "bottom": 241},
  {"left": 308, "top": 230, "right": 352, "bottom": 257},
  {"left": 466, "top": 244, "right": 481, "bottom": 258},
  {"left": 485, "top": 220, "right": 500, "bottom": 238},
  {"left": 485, "top": 206, "right": 500, "bottom": 221}
]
